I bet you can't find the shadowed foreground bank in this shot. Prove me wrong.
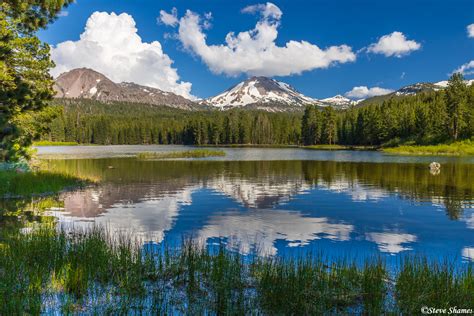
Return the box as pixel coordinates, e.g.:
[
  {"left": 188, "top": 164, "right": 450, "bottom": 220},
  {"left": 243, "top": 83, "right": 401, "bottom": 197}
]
[{"left": 0, "top": 226, "right": 472, "bottom": 314}]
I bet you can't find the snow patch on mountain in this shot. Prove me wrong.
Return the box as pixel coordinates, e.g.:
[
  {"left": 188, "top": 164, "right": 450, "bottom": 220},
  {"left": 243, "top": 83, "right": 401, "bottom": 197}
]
[{"left": 204, "top": 76, "right": 320, "bottom": 110}]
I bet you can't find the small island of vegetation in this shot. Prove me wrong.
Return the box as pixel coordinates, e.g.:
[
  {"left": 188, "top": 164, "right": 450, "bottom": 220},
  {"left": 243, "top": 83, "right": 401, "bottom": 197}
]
[
  {"left": 33, "top": 141, "right": 79, "bottom": 146},
  {"left": 137, "top": 149, "right": 226, "bottom": 159}
]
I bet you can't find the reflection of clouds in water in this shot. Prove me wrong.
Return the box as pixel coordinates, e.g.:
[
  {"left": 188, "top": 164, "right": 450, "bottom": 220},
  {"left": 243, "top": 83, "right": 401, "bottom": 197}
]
[
  {"left": 197, "top": 209, "right": 353, "bottom": 255},
  {"left": 207, "top": 176, "right": 310, "bottom": 208},
  {"left": 462, "top": 247, "right": 474, "bottom": 261},
  {"left": 365, "top": 232, "right": 417, "bottom": 254},
  {"left": 51, "top": 187, "right": 194, "bottom": 242},
  {"left": 462, "top": 212, "right": 474, "bottom": 229},
  {"left": 320, "top": 179, "right": 387, "bottom": 202}
]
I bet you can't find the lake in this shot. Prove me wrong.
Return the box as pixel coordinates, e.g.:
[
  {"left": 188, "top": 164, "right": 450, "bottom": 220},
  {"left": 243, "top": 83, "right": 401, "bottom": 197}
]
[{"left": 13, "top": 146, "right": 474, "bottom": 265}]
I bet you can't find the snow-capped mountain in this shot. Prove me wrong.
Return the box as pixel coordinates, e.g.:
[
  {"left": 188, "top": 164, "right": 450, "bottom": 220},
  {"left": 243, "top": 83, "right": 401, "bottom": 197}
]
[
  {"left": 394, "top": 79, "right": 474, "bottom": 96},
  {"left": 202, "top": 76, "right": 324, "bottom": 111},
  {"left": 54, "top": 68, "right": 195, "bottom": 110},
  {"left": 320, "top": 95, "right": 359, "bottom": 109}
]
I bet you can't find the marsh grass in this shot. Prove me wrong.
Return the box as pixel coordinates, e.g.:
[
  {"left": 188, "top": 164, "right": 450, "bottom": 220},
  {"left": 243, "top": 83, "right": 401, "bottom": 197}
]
[
  {"left": 0, "top": 225, "right": 472, "bottom": 314},
  {"left": 137, "top": 149, "right": 226, "bottom": 160},
  {"left": 383, "top": 140, "right": 474, "bottom": 156},
  {"left": 395, "top": 257, "right": 474, "bottom": 314},
  {"left": 0, "top": 170, "right": 85, "bottom": 198}
]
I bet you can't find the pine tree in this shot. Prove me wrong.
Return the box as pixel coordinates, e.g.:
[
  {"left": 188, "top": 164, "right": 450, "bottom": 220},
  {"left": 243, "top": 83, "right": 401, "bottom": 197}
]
[
  {"left": 445, "top": 73, "right": 468, "bottom": 141},
  {"left": 0, "top": 0, "right": 73, "bottom": 161}
]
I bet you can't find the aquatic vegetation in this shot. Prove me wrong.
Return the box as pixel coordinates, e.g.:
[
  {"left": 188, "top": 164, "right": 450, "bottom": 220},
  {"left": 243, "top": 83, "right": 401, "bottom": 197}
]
[
  {"left": 383, "top": 140, "right": 474, "bottom": 156},
  {"left": 0, "top": 170, "right": 85, "bottom": 198},
  {"left": 395, "top": 257, "right": 474, "bottom": 314},
  {"left": 0, "top": 225, "right": 472, "bottom": 314},
  {"left": 137, "top": 149, "right": 226, "bottom": 159},
  {"left": 33, "top": 141, "right": 79, "bottom": 146}
]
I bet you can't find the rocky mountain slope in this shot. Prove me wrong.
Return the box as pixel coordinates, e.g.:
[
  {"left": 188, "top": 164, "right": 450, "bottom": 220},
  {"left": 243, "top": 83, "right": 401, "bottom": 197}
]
[{"left": 53, "top": 68, "right": 195, "bottom": 110}]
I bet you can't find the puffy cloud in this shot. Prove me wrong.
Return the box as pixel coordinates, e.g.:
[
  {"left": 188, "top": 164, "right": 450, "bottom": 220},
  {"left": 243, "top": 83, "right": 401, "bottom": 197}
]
[
  {"left": 51, "top": 12, "right": 194, "bottom": 99},
  {"left": 241, "top": 2, "right": 282, "bottom": 20},
  {"left": 161, "top": 3, "right": 356, "bottom": 77},
  {"left": 345, "top": 86, "right": 393, "bottom": 99},
  {"left": 159, "top": 8, "right": 178, "bottom": 27},
  {"left": 467, "top": 24, "right": 474, "bottom": 38},
  {"left": 453, "top": 60, "right": 474, "bottom": 75},
  {"left": 367, "top": 31, "right": 421, "bottom": 58}
]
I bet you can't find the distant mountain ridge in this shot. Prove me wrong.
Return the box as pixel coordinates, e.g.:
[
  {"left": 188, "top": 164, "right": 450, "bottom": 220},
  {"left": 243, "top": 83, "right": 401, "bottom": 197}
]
[
  {"left": 358, "top": 79, "right": 474, "bottom": 106},
  {"left": 53, "top": 68, "right": 195, "bottom": 110},
  {"left": 394, "top": 80, "right": 474, "bottom": 96},
  {"left": 54, "top": 68, "right": 473, "bottom": 112},
  {"left": 201, "top": 76, "right": 359, "bottom": 111}
]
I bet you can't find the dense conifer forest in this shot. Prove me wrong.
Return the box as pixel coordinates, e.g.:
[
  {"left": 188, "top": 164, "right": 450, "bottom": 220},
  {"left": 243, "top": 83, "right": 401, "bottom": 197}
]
[{"left": 41, "top": 74, "right": 474, "bottom": 147}]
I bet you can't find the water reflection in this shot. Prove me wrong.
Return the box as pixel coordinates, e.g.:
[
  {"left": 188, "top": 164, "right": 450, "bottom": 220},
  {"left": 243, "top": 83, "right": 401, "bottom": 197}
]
[
  {"left": 196, "top": 209, "right": 353, "bottom": 255},
  {"left": 365, "top": 232, "right": 417, "bottom": 254},
  {"left": 5, "top": 158, "right": 474, "bottom": 262}
]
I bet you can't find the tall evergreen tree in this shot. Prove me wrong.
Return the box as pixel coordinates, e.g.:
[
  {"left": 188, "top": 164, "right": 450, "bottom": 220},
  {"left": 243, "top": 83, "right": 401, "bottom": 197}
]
[
  {"left": 445, "top": 73, "right": 468, "bottom": 141},
  {"left": 0, "top": 0, "right": 73, "bottom": 161}
]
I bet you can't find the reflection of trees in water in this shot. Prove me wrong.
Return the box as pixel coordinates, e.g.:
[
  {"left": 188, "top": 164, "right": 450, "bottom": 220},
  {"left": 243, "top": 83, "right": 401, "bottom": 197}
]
[
  {"left": 443, "top": 179, "right": 464, "bottom": 220},
  {"left": 42, "top": 159, "right": 474, "bottom": 220}
]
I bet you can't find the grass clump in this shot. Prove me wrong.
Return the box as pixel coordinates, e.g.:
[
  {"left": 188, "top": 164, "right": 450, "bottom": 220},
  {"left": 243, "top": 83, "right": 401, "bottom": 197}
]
[
  {"left": 0, "top": 225, "right": 472, "bottom": 314},
  {"left": 33, "top": 141, "right": 79, "bottom": 146},
  {"left": 253, "top": 256, "right": 386, "bottom": 315},
  {"left": 383, "top": 140, "right": 474, "bottom": 156},
  {"left": 395, "top": 257, "right": 474, "bottom": 314},
  {"left": 0, "top": 170, "right": 85, "bottom": 198},
  {"left": 137, "top": 149, "right": 225, "bottom": 160}
]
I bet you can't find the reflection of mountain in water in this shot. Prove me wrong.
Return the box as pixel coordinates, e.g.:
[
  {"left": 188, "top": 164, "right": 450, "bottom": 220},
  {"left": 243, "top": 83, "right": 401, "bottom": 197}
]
[{"left": 43, "top": 159, "right": 474, "bottom": 257}]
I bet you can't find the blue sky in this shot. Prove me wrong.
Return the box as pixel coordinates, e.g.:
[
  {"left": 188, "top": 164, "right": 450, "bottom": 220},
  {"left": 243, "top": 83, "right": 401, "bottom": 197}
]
[{"left": 39, "top": 0, "right": 474, "bottom": 99}]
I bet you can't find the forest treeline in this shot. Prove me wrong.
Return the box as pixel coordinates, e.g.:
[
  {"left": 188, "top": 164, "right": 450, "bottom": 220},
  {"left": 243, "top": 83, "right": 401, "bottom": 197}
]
[{"left": 41, "top": 74, "right": 474, "bottom": 146}]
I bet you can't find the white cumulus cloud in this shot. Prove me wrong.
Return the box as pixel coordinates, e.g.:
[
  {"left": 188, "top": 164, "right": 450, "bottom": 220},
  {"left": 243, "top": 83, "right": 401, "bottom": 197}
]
[
  {"left": 51, "top": 12, "right": 194, "bottom": 99},
  {"left": 345, "top": 86, "right": 394, "bottom": 99},
  {"left": 159, "top": 8, "right": 178, "bottom": 27},
  {"left": 159, "top": 3, "right": 356, "bottom": 77},
  {"left": 453, "top": 60, "right": 474, "bottom": 76},
  {"left": 367, "top": 31, "right": 421, "bottom": 58},
  {"left": 467, "top": 24, "right": 474, "bottom": 38}
]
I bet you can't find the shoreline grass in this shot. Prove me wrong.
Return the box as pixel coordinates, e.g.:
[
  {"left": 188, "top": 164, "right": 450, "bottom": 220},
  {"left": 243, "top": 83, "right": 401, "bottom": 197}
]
[
  {"left": 137, "top": 149, "right": 226, "bottom": 160},
  {"left": 33, "top": 141, "right": 79, "bottom": 146},
  {"left": 383, "top": 140, "right": 474, "bottom": 156},
  {"left": 0, "top": 170, "right": 86, "bottom": 199},
  {"left": 0, "top": 225, "right": 472, "bottom": 314}
]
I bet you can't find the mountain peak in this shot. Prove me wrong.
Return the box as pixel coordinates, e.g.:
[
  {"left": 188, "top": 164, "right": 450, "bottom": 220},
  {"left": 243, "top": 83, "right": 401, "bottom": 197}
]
[
  {"left": 54, "top": 68, "right": 194, "bottom": 109},
  {"left": 204, "top": 76, "right": 318, "bottom": 110}
]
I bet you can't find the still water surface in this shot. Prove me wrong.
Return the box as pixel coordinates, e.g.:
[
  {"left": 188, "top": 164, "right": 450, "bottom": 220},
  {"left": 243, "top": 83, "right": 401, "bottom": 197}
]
[{"left": 18, "top": 146, "right": 474, "bottom": 265}]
